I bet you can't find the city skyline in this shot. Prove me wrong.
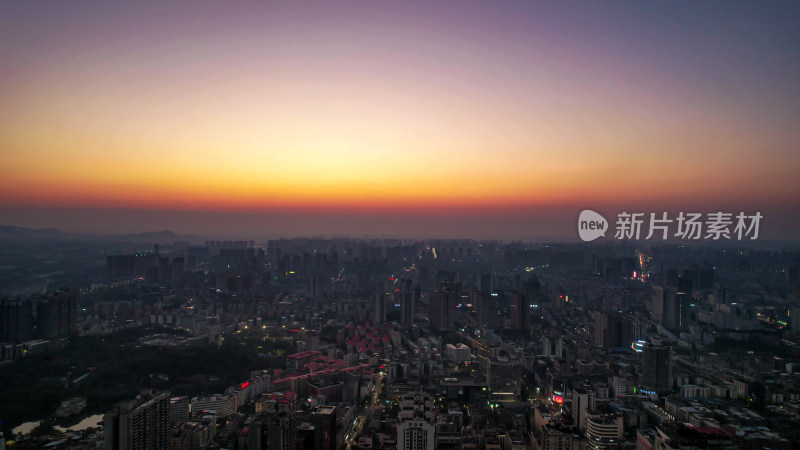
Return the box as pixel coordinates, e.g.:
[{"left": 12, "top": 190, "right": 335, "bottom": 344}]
[{"left": 1, "top": 1, "right": 799, "bottom": 240}]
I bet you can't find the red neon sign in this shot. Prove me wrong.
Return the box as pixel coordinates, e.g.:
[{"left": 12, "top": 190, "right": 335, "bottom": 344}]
[
  {"left": 241, "top": 381, "right": 250, "bottom": 389},
  {"left": 553, "top": 395, "right": 563, "bottom": 404}
]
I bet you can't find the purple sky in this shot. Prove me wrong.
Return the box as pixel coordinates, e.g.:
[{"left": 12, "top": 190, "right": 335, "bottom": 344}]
[{"left": 1, "top": 1, "right": 799, "bottom": 241}]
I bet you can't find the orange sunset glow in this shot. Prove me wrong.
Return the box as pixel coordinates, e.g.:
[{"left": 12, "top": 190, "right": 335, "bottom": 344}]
[{"left": 1, "top": 1, "right": 799, "bottom": 239}]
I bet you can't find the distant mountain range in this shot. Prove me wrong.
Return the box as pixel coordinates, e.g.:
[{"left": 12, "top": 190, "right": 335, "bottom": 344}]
[
  {"left": 116, "top": 230, "right": 182, "bottom": 240},
  {"left": 0, "top": 226, "right": 192, "bottom": 242},
  {"left": 0, "top": 225, "right": 68, "bottom": 239}
]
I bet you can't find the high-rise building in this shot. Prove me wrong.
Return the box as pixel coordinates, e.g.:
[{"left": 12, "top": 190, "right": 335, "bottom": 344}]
[
  {"left": 651, "top": 286, "right": 668, "bottom": 324},
  {"left": 0, "top": 298, "right": 33, "bottom": 343},
  {"left": 400, "top": 282, "right": 417, "bottom": 326},
  {"left": 430, "top": 280, "right": 460, "bottom": 330},
  {"left": 594, "top": 313, "right": 607, "bottom": 348},
  {"left": 472, "top": 338, "right": 499, "bottom": 373},
  {"left": 343, "top": 370, "right": 361, "bottom": 403},
  {"left": 508, "top": 292, "right": 529, "bottom": 330},
  {"left": 305, "top": 330, "right": 321, "bottom": 352},
  {"left": 677, "top": 275, "right": 693, "bottom": 295},
  {"left": 36, "top": 290, "right": 77, "bottom": 339},
  {"left": 158, "top": 257, "right": 171, "bottom": 284},
  {"left": 374, "top": 292, "right": 387, "bottom": 324},
  {"left": 572, "top": 387, "right": 596, "bottom": 430},
  {"left": 311, "top": 273, "right": 325, "bottom": 301},
  {"left": 479, "top": 272, "right": 492, "bottom": 295},
  {"left": 594, "top": 313, "right": 633, "bottom": 349},
  {"left": 312, "top": 405, "right": 337, "bottom": 450},
  {"left": 791, "top": 306, "right": 800, "bottom": 333},
  {"left": 523, "top": 276, "right": 541, "bottom": 300},
  {"left": 169, "top": 396, "right": 189, "bottom": 424},
  {"left": 487, "top": 359, "right": 522, "bottom": 399},
  {"left": 104, "top": 392, "right": 171, "bottom": 450},
  {"left": 249, "top": 411, "right": 295, "bottom": 450},
  {"left": 538, "top": 426, "right": 583, "bottom": 450},
  {"left": 662, "top": 289, "right": 690, "bottom": 330},
  {"left": 397, "top": 392, "right": 435, "bottom": 450},
  {"left": 398, "top": 418, "right": 435, "bottom": 450},
  {"left": 470, "top": 289, "right": 493, "bottom": 330},
  {"left": 641, "top": 344, "right": 672, "bottom": 395},
  {"left": 190, "top": 394, "right": 237, "bottom": 418},
  {"left": 674, "top": 292, "right": 693, "bottom": 330},
  {"left": 797, "top": 284, "right": 800, "bottom": 307},
  {"left": 170, "top": 257, "right": 184, "bottom": 288},
  {"left": 585, "top": 414, "right": 623, "bottom": 449}
]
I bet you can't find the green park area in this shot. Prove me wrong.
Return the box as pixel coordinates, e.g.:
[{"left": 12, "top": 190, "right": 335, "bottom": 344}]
[{"left": 0, "top": 327, "right": 294, "bottom": 438}]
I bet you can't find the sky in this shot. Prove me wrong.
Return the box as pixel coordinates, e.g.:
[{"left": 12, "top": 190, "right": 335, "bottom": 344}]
[{"left": 1, "top": 1, "right": 799, "bottom": 240}]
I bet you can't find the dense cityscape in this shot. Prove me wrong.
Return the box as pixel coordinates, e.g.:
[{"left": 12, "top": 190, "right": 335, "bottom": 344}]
[
  {"left": 2, "top": 1, "right": 800, "bottom": 449},
  {"left": 1, "top": 232, "right": 799, "bottom": 449}
]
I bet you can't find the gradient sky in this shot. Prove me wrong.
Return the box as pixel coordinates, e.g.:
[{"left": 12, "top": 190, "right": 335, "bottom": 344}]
[{"left": 1, "top": 1, "right": 799, "bottom": 240}]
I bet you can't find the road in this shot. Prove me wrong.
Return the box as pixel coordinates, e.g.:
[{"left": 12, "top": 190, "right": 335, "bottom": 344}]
[{"left": 343, "top": 372, "right": 386, "bottom": 449}]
